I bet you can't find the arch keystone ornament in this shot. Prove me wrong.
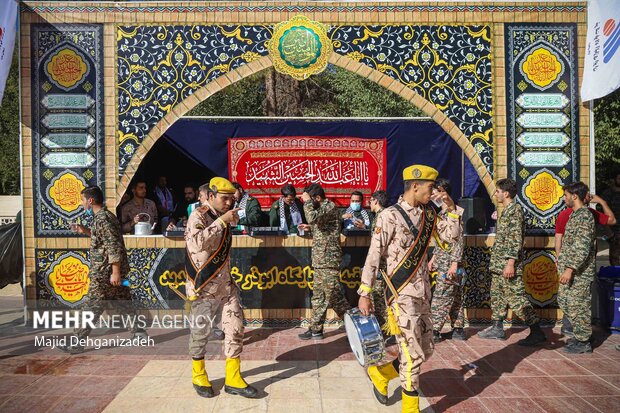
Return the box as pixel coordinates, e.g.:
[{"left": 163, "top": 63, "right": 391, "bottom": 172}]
[{"left": 267, "top": 15, "right": 332, "bottom": 80}]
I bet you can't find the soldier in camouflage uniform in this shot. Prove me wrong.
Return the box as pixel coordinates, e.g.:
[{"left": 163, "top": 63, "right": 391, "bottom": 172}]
[
  {"left": 557, "top": 181, "right": 597, "bottom": 353},
  {"left": 369, "top": 190, "right": 389, "bottom": 332},
  {"left": 429, "top": 178, "right": 466, "bottom": 342},
  {"left": 57, "top": 186, "right": 145, "bottom": 354},
  {"left": 185, "top": 178, "right": 257, "bottom": 398},
  {"left": 478, "top": 178, "right": 546, "bottom": 346},
  {"left": 299, "top": 183, "right": 352, "bottom": 340}
]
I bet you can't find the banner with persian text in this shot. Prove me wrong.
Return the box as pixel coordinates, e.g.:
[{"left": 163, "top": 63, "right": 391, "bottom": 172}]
[
  {"left": 229, "top": 137, "right": 387, "bottom": 208},
  {"left": 505, "top": 23, "right": 579, "bottom": 234},
  {"left": 31, "top": 24, "right": 105, "bottom": 236},
  {"left": 35, "top": 246, "right": 558, "bottom": 317}
]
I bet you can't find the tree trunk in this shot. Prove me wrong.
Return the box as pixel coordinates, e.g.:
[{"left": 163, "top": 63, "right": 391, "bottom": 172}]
[
  {"left": 263, "top": 69, "right": 302, "bottom": 116},
  {"left": 276, "top": 72, "right": 302, "bottom": 116},
  {"left": 264, "top": 68, "right": 277, "bottom": 116}
]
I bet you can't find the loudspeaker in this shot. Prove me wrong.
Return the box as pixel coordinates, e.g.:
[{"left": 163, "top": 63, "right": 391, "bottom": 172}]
[{"left": 458, "top": 197, "right": 487, "bottom": 234}]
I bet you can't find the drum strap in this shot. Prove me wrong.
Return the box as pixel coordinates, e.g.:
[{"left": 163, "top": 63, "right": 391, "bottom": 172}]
[
  {"left": 185, "top": 214, "right": 232, "bottom": 294},
  {"left": 385, "top": 204, "right": 436, "bottom": 305}
]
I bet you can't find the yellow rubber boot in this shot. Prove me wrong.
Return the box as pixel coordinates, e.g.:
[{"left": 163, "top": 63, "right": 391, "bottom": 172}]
[
  {"left": 402, "top": 389, "right": 420, "bottom": 413},
  {"left": 191, "top": 359, "right": 214, "bottom": 398},
  {"left": 224, "top": 357, "right": 258, "bottom": 398},
  {"left": 367, "top": 361, "right": 399, "bottom": 405}
]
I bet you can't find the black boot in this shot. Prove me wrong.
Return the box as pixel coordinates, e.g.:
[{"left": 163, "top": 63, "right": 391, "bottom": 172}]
[
  {"left": 560, "top": 314, "right": 574, "bottom": 338},
  {"left": 452, "top": 328, "right": 466, "bottom": 341},
  {"left": 518, "top": 323, "right": 546, "bottom": 346},
  {"left": 298, "top": 329, "right": 324, "bottom": 340},
  {"left": 210, "top": 328, "right": 225, "bottom": 340},
  {"left": 432, "top": 330, "right": 442, "bottom": 343},
  {"left": 564, "top": 339, "right": 592, "bottom": 354},
  {"left": 477, "top": 320, "right": 505, "bottom": 340}
]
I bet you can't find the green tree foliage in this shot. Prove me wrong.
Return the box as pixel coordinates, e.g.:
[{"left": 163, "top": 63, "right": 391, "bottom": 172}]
[
  {"left": 187, "top": 72, "right": 265, "bottom": 117},
  {"left": 594, "top": 88, "right": 620, "bottom": 190},
  {"left": 301, "top": 65, "right": 425, "bottom": 117},
  {"left": 0, "top": 48, "right": 20, "bottom": 195},
  {"left": 188, "top": 64, "right": 425, "bottom": 118}
]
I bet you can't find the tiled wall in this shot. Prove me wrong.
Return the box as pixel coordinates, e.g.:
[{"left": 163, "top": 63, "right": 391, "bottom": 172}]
[{"left": 19, "top": 1, "right": 589, "bottom": 321}]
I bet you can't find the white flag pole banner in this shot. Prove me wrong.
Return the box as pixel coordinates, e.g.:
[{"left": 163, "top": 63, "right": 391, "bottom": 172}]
[
  {"left": 582, "top": 0, "right": 620, "bottom": 101},
  {"left": 0, "top": 0, "right": 18, "bottom": 104}
]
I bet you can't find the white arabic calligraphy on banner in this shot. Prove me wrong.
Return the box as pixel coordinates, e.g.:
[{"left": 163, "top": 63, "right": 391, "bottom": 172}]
[{"left": 246, "top": 159, "right": 369, "bottom": 187}]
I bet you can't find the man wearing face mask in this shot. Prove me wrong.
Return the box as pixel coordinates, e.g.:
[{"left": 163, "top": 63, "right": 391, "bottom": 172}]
[
  {"left": 57, "top": 186, "right": 146, "bottom": 354},
  {"left": 185, "top": 178, "right": 257, "bottom": 399},
  {"left": 298, "top": 183, "right": 352, "bottom": 340},
  {"left": 428, "top": 178, "right": 466, "bottom": 343},
  {"left": 342, "top": 191, "right": 372, "bottom": 230}
]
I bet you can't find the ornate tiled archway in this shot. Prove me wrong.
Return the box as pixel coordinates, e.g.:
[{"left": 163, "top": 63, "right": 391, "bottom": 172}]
[
  {"left": 117, "top": 53, "right": 495, "bottom": 200},
  {"left": 116, "top": 23, "right": 494, "bottom": 199}
]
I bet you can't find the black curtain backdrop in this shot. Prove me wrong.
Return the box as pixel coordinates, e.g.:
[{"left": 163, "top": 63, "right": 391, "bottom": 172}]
[{"left": 153, "top": 118, "right": 483, "bottom": 204}]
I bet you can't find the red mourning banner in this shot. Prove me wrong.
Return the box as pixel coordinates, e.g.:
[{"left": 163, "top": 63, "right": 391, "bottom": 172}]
[{"left": 229, "top": 136, "right": 387, "bottom": 208}]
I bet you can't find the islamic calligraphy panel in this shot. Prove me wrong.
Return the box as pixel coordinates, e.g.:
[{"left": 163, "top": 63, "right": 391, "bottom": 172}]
[
  {"left": 229, "top": 136, "right": 387, "bottom": 208},
  {"left": 32, "top": 24, "right": 105, "bottom": 236},
  {"left": 506, "top": 24, "right": 579, "bottom": 233},
  {"left": 117, "top": 23, "right": 493, "bottom": 179},
  {"left": 34, "top": 245, "right": 556, "bottom": 316},
  {"left": 47, "top": 171, "right": 86, "bottom": 214},
  {"left": 522, "top": 250, "right": 559, "bottom": 307},
  {"left": 268, "top": 15, "right": 332, "bottom": 80},
  {"left": 36, "top": 249, "right": 90, "bottom": 308}
]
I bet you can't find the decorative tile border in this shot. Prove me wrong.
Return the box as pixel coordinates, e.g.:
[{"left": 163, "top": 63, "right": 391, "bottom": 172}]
[{"left": 23, "top": 4, "right": 586, "bottom": 14}]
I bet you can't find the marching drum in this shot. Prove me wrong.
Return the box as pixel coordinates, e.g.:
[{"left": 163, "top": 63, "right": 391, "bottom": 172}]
[{"left": 344, "top": 308, "right": 385, "bottom": 366}]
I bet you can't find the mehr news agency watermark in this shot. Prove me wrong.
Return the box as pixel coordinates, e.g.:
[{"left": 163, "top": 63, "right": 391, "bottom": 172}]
[{"left": 32, "top": 310, "right": 219, "bottom": 350}]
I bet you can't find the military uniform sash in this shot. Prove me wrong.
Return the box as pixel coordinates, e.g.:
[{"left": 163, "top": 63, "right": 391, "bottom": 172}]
[
  {"left": 385, "top": 204, "right": 436, "bottom": 304},
  {"left": 185, "top": 213, "right": 233, "bottom": 293}
]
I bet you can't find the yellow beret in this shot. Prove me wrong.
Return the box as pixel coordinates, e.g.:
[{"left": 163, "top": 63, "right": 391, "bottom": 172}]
[
  {"left": 402, "top": 164, "right": 439, "bottom": 181},
  {"left": 209, "top": 177, "right": 236, "bottom": 194}
]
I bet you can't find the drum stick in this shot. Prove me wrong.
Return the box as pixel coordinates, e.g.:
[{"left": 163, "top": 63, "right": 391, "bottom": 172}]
[
  {"left": 169, "top": 285, "right": 187, "bottom": 301},
  {"left": 379, "top": 269, "right": 399, "bottom": 299}
]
